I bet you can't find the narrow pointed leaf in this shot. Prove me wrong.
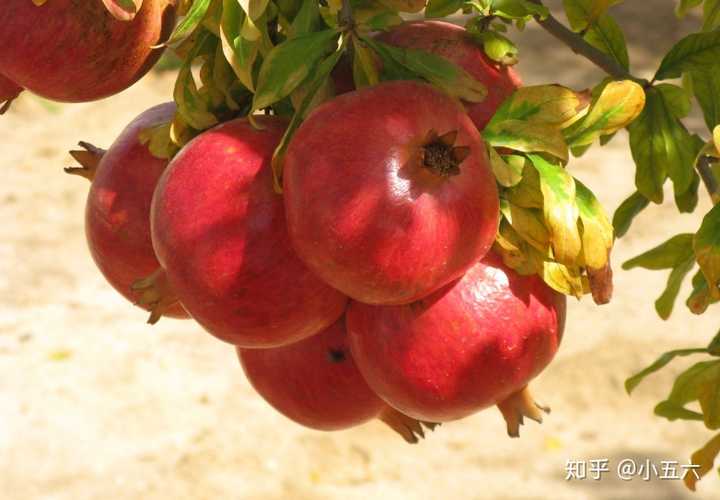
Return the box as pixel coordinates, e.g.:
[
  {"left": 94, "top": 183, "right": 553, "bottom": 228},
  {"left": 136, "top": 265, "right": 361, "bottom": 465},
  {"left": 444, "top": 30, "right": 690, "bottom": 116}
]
[
  {"left": 252, "top": 29, "right": 340, "bottom": 112},
  {"left": 694, "top": 204, "right": 720, "bottom": 300},
  {"left": 613, "top": 191, "right": 649, "bottom": 238},
  {"left": 564, "top": 80, "right": 645, "bottom": 148},
  {"left": 625, "top": 348, "right": 710, "bottom": 394}
]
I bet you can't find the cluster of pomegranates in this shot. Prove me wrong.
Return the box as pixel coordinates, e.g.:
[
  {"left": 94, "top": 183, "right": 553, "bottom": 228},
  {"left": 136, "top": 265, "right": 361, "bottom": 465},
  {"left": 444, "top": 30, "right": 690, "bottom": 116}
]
[{"left": 3, "top": 1, "right": 566, "bottom": 442}]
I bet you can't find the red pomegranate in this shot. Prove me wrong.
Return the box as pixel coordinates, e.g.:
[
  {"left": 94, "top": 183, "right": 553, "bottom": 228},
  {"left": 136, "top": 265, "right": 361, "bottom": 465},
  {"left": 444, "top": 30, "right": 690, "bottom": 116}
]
[
  {"left": 346, "top": 251, "right": 566, "bottom": 434},
  {"left": 0, "top": 0, "right": 175, "bottom": 102},
  {"left": 70, "top": 102, "right": 186, "bottom": 320},
  {"left": 283, "top": 81, "right": 499, "bottom": 305},
  {"left": 151, "top": 116, "right": 348, "bottom": 348},
  {"left": 378, "top": 20, "right": 522, "bottom": 130},
  {"left": 238, "top": 316, "right": 438, "bottom": 441},
  {"left": 0, "top": 73, "right": 22, "bottom": 114},
  {"left": 238, "top": 317, "right": 384, "bottom": 431}
]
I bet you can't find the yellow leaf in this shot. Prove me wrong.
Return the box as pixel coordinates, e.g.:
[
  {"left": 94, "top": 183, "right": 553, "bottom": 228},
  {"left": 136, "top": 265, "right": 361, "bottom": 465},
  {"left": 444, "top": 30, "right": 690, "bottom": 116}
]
[
  {"left": 529, "top": 154, "right": 582, "bottom": 265},
  {"left": 541, "top": 261, "right": 588, "bottom": 298},
  {"left": 714, "top": 125, "right": 720, "bottom": 157},
  {"left": 488, "top": 147, "right": 524, "bottom": 187},
  {"left": 507, "top": 202, "right": 551, "bottom": 253},
  {"left": 486, "top": 120, "right": 569, "bottom": 162},
  {"left": 565, "top": 80, "right": 646, "bottom": 148},
  {"left": 506, "top": 162, "right": 543, "bottom": 209},
  {"left": 575, "top": 180, "right": 614, "bottom": 270},
  {"left": 500, "top": 84, "right": 590, "bottom": 128},
  {"left": 694, "top": 204, "right": 720, "bottom": 300}
]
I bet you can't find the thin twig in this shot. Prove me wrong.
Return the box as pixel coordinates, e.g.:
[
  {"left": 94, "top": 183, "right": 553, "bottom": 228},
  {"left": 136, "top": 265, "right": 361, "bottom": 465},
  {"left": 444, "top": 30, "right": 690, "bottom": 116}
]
[
  {"left": 528, "top": 0, "right": 640, "bottom": 82},
  {"left": 697, "top": 155, "right": 720, "bottom": 204},
  {"left": 339, "top": 0, "right": 354, "bottom": 29},
  {"left": 528, "top": 0, "right": 720, "bottom": 204}
]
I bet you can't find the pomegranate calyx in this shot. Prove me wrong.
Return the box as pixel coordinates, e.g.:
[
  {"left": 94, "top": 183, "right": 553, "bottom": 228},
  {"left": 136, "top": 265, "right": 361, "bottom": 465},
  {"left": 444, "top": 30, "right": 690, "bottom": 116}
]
[
  {"left": 130, "top": 267, "right": 182, "bottom": 324},
  {"left": 421, "top": 129, "right": 465, "bottom": 178},
  {"left": 496, "top": 385, "right": 550, "bottom": 438},
  {"left": 378, "top": 406, "right": 440, "bottom": 444},
  {"left": 66, "top": 142, "right": 106, "bottom": 181},
  {"left": 0, "top": 89, "right": 21, "bottom": 115}
]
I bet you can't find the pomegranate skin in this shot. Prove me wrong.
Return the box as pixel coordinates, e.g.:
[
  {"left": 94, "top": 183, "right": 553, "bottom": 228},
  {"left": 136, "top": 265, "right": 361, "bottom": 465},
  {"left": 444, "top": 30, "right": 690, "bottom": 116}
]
[
  {"left": 85, "top": 102, "right": 186, "bottom": 319},
  {"left": 346, "top": 251, "right": 566, "bottom": 422},
  {"left": 0, "top": 0, "right": 175, "bottom": 102},
  {"left": 378, "top": 20, "right": 522, "bottom": 130},
  {"left": 237, "top": 318, "right": 385, "bottom": 431},
  {"left": 151, "top": 117, "right": 348, "bottom": 348},
  {"left": 284, "top": 81, "right": 500, "bottom": 306}
]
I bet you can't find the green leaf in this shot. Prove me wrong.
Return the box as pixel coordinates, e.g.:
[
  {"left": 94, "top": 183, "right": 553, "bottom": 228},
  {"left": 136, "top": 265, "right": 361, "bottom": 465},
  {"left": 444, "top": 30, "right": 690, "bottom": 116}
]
[
  {"left": 623, "top": 233, "right": 695, "bottom": 270},
  {"left": 271, "top": 43, "right": 345, "bottom": 192},
  {"left": 583, "top": 13, "right": 629, "bottom": 70},
  {"left": 675, "top": 170, "right": 701, "bottom": 213},
  {"left": 564, "top": 80, "right": 645, "bottom": 148},
  {"left": 656, "top": 83, "right": 692, "bottom": 119},
  {"left": 613, "top": 191, "right": 649, "bottom": 238},
  {"left": 655, "top": 256, "right": 695, "bottom": 319},
  {"left": 655, "top": 29, "right": 720, "bottom": 81},
  {"left": 694, "top": 204, "right": 720, "bottom": 301},
  {"left": 686, "top": 433, "right": 720, "bottom": 491},
  {"left": 221, "top": 0, "right": 259, "bottom": 91},
  {"left": 628, "top": 87, "right": 698, "bottom": 203},
  {"left": 173, "top": 31, "right": 219, "bottom": 131},
  {"left": 625, "top": 347, "right": 710, "bottom": 394},
  {"left": 689, "top": 68, "right": 720, "bottom": 130},
  {"left": 361, "top": 37, "right": 487, "bottom": 103},
  {"left": 425, "top": 0, "right": 463, "bottom": 17},
  {"left": 676, "top": 0, "right": 703, "bottom": 18},
  {"left": 491, "top": 0, "right": 549, "bottom": 20},
  {"left": 705, "top": 0, "right": 720, "bottom": 31},
  {"left": 475, "top": 30, "right": 519, "bottom": 65},
  {"left": 252, "top": 29, "right": 340, "bottom": 112},
  {"left": 165, "top": 0, "right": 212, "bottom": 47},
  {"left": 527, "top": 154, "right": 582, "bottom": 265},
  {"left": 654, "top": 360, "right": 720, "bottom": 427},
  {"left": 562, "top": 0, "right": 622, "bottom": 31},
  {"left": 709, "top": 329, "right": 720, "bottom": 355},
  {"left": 289, "top": 0, "right": 321, "bottom": 36}
]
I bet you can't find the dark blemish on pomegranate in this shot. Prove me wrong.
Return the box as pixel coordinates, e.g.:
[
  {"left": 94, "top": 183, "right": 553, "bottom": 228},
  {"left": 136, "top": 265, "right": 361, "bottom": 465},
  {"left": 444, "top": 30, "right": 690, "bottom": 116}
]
[{"left": 327, "top": 348, "right": 347, "bottom": 363}]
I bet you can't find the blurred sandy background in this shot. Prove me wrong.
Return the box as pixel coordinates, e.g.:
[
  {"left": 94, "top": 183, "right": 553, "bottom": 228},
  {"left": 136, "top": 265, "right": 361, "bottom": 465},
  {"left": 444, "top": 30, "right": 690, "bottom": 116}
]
[{"left": 1, "top": 1, "right": 719, "bottom": 499}]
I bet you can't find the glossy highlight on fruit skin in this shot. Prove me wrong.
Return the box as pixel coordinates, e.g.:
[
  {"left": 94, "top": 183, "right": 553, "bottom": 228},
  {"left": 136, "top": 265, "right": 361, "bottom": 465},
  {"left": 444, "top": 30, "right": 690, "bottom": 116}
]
[
  {"left": 237, "top": 317, "right": 385, "bottom": 431},
  {"left": 347, "top": 251, "right": 566, "bottom": 422},
  {"left": 151, "top": 116, "right": 348, "bottom": 348},
  {"left": 284, "top": 81, "right": 500, "bottom": 306},
  {"left": 0, "top": 73, "right": 22, "bottom": 114},
  {"left": 378, "top": 20, "right": 522, "bottom": 130},
  {"left": 0, "top": 0, "right": 175, "bottom": 103},
  {"left": 82, "top": 102, "right": 186, "bottom": 319}
]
